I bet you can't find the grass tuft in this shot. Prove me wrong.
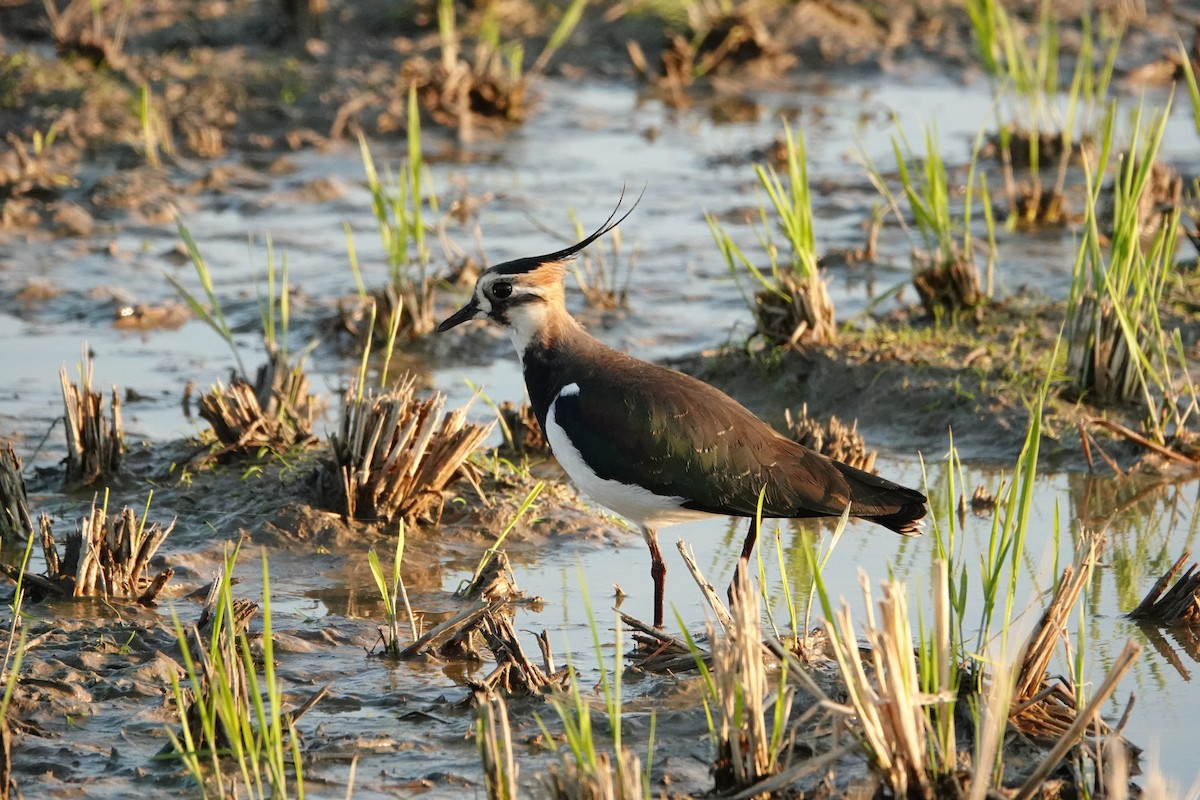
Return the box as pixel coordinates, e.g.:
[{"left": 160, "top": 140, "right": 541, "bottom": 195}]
[
  {"left": 709, "top": 119, "right": 836, "bottom": 346},
  {"left": 708, "top": 569, "right": 793, "bottom": 793},
  {"left": 862, "top": 120, "right": 991, "bottom": 318},
  {"left": 413, "top": 0, "right": 588, "bottom": 134},
  {"left": 1064, "top": 98, "right": 1189, "bottom": 439},
  {"left": 538, "top": 591, "right": 647, "bottom": 799},
  {"left": 164, "top": 546, "right": 327, "bottom": 798}
]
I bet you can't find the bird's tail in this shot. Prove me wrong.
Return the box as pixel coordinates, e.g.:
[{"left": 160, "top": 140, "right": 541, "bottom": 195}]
[{"left": 834, "top": 460, "right": 928, "bottom": 536}]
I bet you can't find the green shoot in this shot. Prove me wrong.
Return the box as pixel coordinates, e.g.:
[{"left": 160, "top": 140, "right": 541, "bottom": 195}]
[
  {"left": 709, "top": 118, "right": 836, "bottom": 344},
  {"left": 163, "top": 546, "right": 311, "bottom": 798},
  {"left": 753, "top": 119, "right": 818, "bottom": 281},
  {"left": 1065, "top": 97, "right": 1184, "bottom": 435},
  {"left": 537, "top": 579, "right": 647, "bottom": 798},
  {"left": 138, "top": 83, "right": 161, "bottom": 168},
  {"left": 168, "top": 222, "right": 247, "bottom": 377},
  {"left": 367, "top": 521, "right": 418, "bottom": 656},
  {"left": 461, "top": 481, "right": 544, "bottom": 594},
  {"left": 1181, "top": 41, "right": 1200, "bottom": 134}
]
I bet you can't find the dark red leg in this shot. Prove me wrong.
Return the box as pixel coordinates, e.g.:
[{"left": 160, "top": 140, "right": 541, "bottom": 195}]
[
  {"left": 728, "top": 516, "right": 760, "bottom": 607},
  {"left": 641, "top": 527, "right": 666, "bottom": 628}
]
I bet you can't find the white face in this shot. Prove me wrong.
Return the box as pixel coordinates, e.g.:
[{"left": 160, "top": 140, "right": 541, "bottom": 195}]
[{"left": 474, "top": 272, "right": 549, "bottom": 353}]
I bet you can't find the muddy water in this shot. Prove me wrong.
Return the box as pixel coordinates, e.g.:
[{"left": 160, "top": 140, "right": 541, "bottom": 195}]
[{"left": 2, "top": 72, "right": 1200, "bottom": 796}]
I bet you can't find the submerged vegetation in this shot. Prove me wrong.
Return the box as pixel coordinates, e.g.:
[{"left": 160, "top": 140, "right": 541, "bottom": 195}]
[{"left": 2, "top": 0, "right": 1200, "bottom": 798}]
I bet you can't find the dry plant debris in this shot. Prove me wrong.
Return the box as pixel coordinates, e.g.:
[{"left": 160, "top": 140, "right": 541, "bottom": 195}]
[
  {"left": 459, "top": 553, "right": 564, "bottom": 696},
  {"left": 457, "top": 549, "right": 523, "bottom": 604},
  {"left": 822, "top": 576, "right": 937, "bottom": 799},
  {"left": 1, "top": 505, "right": 174, "bottom": 606},
  {"left": 0, "top": 444, "right": 33, "bottom": 545},
  {"left": 43, "top": 0, "right": 131, "bottom": 69},
  {"left": 711, "top": 570, "right": 792, "bottom": 794},
  {"left": 323, "top": 375, "right": 493, "bottom": 524},
  {"left": 0, "top": 714, "right": 10, "bottom": 800},
  {"left": 784, "top": 405, "right": 877, "bottom": 473},
  {"left": 198, "top": 349, "right": 320, "bottom": 460},
  {"left": 970, "top": 484, "right": 998, "bottom": 514},
  {"left": 1009, "top": 537, "right": 1121, "bottom": 748},
  {"left": 621, "top": 611, "right": 703, "bottom": 674},
  {"left": 753, "top": 271, "right": 837, "bottom": 347},
  {"left": 628, "top": 1, "right": 793, "bottom": 109},
  {"left": 1128, "top": 551, "right": 1200, "bottom": 626},
  {"left": 474, "top": 690, "right": 519, "bottom": 800},
  {"left": 912, "top": 251, "right": 984, "bottom": 318},
  {"left": 496, "top": 401, "right": 550, "bottom": 459},
  {"left": 59, "top": 356, "right": 124, "bottom": 488},
  {"left": 474, "top": 610, "right": 566, "bottom": 697}
]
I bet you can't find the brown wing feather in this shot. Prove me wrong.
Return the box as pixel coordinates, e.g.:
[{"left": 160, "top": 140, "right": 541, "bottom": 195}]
[{"left": 559, "top": 350, "right": 926, "bottom": 532}]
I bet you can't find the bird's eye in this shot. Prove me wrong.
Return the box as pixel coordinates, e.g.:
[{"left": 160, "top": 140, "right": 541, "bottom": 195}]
[{"left": 491, "top": 281, "right": 513, "bottom": 300}]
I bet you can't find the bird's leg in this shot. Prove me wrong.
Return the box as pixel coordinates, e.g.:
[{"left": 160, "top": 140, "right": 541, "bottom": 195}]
[
  {"left": 728, "top": 516, "right": 760, "bottom": 609},
  {"left": 641, "top": 526, "right": 666, "bottom": 628}
]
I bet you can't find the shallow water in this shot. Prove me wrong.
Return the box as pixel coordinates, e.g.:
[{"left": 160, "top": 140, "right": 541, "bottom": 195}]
[{"left": 2, "top": 70, "right": 1200, "bottom": 796}]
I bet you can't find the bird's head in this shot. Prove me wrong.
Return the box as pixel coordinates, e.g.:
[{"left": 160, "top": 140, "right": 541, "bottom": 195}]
[{"left": 437, "top": 193, "right": 640, "bottom": 346}]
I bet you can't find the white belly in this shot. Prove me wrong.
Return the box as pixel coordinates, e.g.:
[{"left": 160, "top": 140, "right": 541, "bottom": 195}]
[{"left": 544, "top": 383, "right": 712, "bottom": 530}]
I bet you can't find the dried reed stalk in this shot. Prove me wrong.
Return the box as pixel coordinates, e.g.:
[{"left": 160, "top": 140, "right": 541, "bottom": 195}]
[
  {"left": 497, "top": 401, "right": 549, "bottom": 459},
  {"left": 1011, "top": 536, "right": 1098, "bottom": 741},
  {"left": 678, "top": 540, "right": 732, "bottom": 629},
  {"left": 785, "top": 405, "right": 877, "bottom": 473},
  {"left": 399, "top": 600, "right": 497, "bottom": 658},
  {"left": 0, "top": 444, "right": 33, "bottom": 544},
  {"left": 1128, "top": 551, "right": 1200, "bottom": 625},
  {"left": 474, "top": 691, "right": 519, "bottom": 800},
  {"left": 1015, "top": 538, "right": 1097, "bottom": 702},
  {"left": 754, "top": 271, "right": 837, "bottom": 347},
  {"left": 822, "top": 575, "right": 935, "bottom": 799},
  {"left": 712, "top": 569, "right": 792, "bottom": 794},
  {"left": 14, "top": 505, "right": 175, "bottom": 605},
  {"left": 59, "top": 354, "right": 124, "bottom": 487},
  {"left": 326, "top": 375, "right": 493, "bottom": 524},
  {"left": 198, "top": 349, "right": 318, "bottom": 459},
  {"left": 475, "top": 611, "right": 565, "bottom": 697},
  {"left": 912, "top": 252, "right": 983, "bottom": 317},
  {"left": 1013, "top": 641, "right": 1141, "bottom": 800}
]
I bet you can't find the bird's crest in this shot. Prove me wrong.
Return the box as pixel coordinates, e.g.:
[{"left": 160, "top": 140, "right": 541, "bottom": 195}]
[{"left": 491, "top": 187, "right": 643, "bottom": 278}]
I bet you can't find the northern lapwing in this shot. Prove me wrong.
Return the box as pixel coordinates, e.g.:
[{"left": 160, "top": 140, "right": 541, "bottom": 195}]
[{"left": 438, "top": 198, "right": 927, "bottom": 628}]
